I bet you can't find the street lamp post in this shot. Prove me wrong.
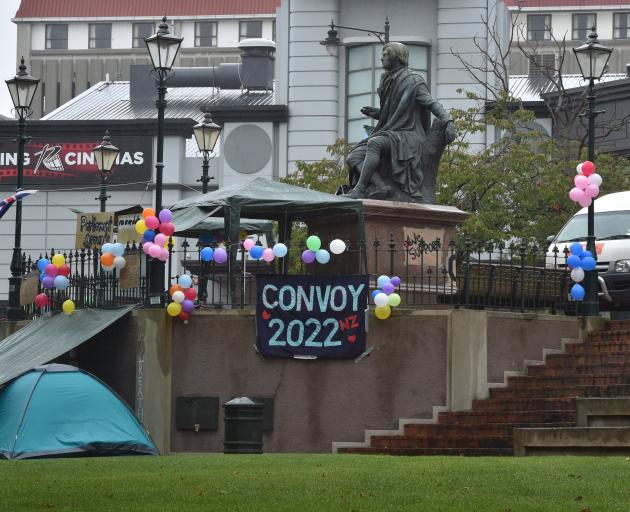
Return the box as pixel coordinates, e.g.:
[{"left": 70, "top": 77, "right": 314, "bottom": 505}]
[
  {"left": 92, "top": 131, "right": 120, "bottom": 212},
  {"left": 145, "top": 17, "right": 183, "bottom": 299},
  {"left": 320, "top": 18, "right": 390, "bottom": 56},
  {"left": 193, "top": 113, "right": 221, "bottom": 194},
  {"left": 5, "top": 58, "right": 40, "bottom": 321},
  {"left": 573, "top": 28, "right": 613, "bottom": 317}
]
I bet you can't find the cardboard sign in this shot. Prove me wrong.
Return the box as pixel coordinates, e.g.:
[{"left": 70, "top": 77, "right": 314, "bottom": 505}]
[
  {"left": 19, "top": 272, "right": 39, "bottom": 306},
  {"left": 75, "top": 212, "right": 115, "bottom": 249},
  {"left": 256, "top": 275, "right": 368, "bottom": 359},
  {"left": 117, "top": 213, "right": 142, "bottom": 245},
  {"left": 403, "top": 227, "right": 445, "bottom": 268},
  {"left": 120, "top": 252, "right": 142, "bottom": 290}
]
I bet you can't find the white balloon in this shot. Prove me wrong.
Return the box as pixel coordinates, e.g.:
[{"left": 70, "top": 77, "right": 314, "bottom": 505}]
[
  {"left": 588, "top": 173, "right": 602, "bottom": 187},
  {"left": 172, "top": 290, "right": 185, "bottom": 303},
  {"left": 113, "top": 256, "right": 126, "bottom": 269},
  {"left": 374, "top": 292, "right": 389, "bottom": 307},
  {"left": 576, "top": 163, "right": 583, "bottom": 174},
  {"left": 571, "top": 267, "right": 585, "bottom": 283},
  {"left": 329, "top": 239, "right": 346, "bottom": 255},
  {"left": 101, "top": 264, "right": 114, "bottom": 272}
]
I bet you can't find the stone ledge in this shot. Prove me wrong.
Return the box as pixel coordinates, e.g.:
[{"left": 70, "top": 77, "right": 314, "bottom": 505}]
[{"left": 514, "top": 426, "right": 630, "bottom": 456}]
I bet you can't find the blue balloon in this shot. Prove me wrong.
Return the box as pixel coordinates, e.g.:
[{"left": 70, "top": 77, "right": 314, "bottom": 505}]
[
  {"left": 315, "top": 249, "right": 330, "bottom": 264},
  {"left": 371, "top": 290, "right": 381, "bottom": 300},
  {"left": 376, "top": 275, "right": 391, "bottom": 288},
  {"left": 37, "top": 258, "right": 50, "bottom": 273},
  {"left": 178, "top": 274, "right": 193, "bottom": 288},
  {"left": 200, "top": 247, "right": 214, "bottom": 262},
  {"left": 250, "top": 245, "right": 264, "bottom": 260},
  {"left": 53, "top": 275, "right": 69, "bottom": 290},
  {"left": 581, "top": 256, "right": 596, "bottom": 271},
  {"left": 39, "top": 272, "right": 46, "bottom": 282},
  {"left": 581, "top": 250, "right": 593, "bottom": 259},
  {"left": 571, "top": 283, "right": 585, "bottom": 301},
  {"left": 112, "top": 243, "right": 125, "bottom": 257},
  {"left": 569, "top": 242, "right": 583, "bottom": 256},
  {"left": 272, "top": 243, "right": 288, "bottom": 258},
  {"left": 567, "top": 255, "right": 582, "bottom": 269},
  {"left": 101, "top": 243, "right": 114, "bottom": 254},
  {"left": 143, "top": 229, "right": 156, "bottom": 242}
]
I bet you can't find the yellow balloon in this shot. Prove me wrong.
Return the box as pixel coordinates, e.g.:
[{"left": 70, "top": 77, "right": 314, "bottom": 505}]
[
  {"left": 62, "top": 299, "right": 75, "bottom": 315},
  {"left": 167, "top": 301, "right": 182, "bottom": 317},
  {"left": 135, "top": 219, "right": 147, "bottom": 235},
  {"left": 374, "top": 305, "right": 391, "bottom": 320},
  {"left": 387, "top": 293, "right": 401, "bottom": 307},
  {"left": 52, "top": 254, "right": 65, "bottom": 268}
]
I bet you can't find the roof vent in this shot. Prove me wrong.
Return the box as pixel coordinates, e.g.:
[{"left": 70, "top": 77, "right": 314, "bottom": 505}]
[
  {"left": 238, "top": 38, "right": 275, "bottom": 92},
  {"left": 626, "top": 63, "right": 630, "bottom": 77}
]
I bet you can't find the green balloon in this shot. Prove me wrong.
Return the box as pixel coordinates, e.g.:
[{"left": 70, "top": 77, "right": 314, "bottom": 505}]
[
  {"left": 388, "top": 293, "right": 401, "bottom": 307},
  {"left": 306, "top": 235, "right": 321, "bottom": 251}
]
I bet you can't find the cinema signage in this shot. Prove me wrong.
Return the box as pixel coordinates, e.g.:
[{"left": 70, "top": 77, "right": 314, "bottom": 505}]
[{"left": 0, "top": 136, "right": 152, "bottom": 186}]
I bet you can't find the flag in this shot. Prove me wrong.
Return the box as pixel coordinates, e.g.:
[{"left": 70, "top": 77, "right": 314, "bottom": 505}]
[{"left": 0, "top": 190, "right": 38, "bottom": 220}]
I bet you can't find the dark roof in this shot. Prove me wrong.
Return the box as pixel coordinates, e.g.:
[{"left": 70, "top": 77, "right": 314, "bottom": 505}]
[
  {"left": 14, "top": 0, "right": 280, "bottom": 18},
  {"left": 509, "top": 74, "right": 627, "bottom": 102},
  {"left": 506, "top": 0, "right": 630, "bottom": 7}
]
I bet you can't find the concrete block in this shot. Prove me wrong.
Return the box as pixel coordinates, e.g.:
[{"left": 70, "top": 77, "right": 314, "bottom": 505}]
[
  {"left": 514, "top": 427, "right": 630, "bottom": 456},
  {"left": 576, "top": 398, "right": 630, "bottom": 427}
]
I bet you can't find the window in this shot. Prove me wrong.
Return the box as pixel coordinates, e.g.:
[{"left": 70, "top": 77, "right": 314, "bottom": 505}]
[
  {"left": 133, "top": 22, "right": 154, "bottom": 48},
  {"left": 572, "top": 13, "right": 596, "bottom": 41},
  {"left": 614, "top": 13, "right": 630, "bottom": 39},
  {"left": 346, "top": 43, "right": 429, "bottom": 144},
  {"left": 239, "top": 20, "right": 262, "bottom": 41},
  {"left": 528, "top": 53, "right": 556, "bottom": 75},
  {"left": 45, "top": 24, "right": 68, "bottom": 49},
  {"left": 195, "top": 21, "right": 217, "bottom": 47},
  {"left": 527, "top": 14, "right": 551, "bottom": 41},
  {"left": 89, "top": 23, "right": 111, "bottom": 49}
]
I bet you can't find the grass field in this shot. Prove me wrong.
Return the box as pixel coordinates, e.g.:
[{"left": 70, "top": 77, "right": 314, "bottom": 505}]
[{"left": 1, "top": 454, "right": 629, "bottom": 511}]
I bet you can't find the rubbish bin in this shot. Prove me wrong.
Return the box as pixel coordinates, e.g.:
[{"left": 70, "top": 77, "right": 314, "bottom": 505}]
[{"left": 223, "top": 397, "right": 264, "bottom": 454}]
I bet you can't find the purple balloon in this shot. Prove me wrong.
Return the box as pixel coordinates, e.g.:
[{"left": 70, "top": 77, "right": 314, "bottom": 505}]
[
  {"left": 301, "top": 250, "right": 315, "bottom": 264},
  {"left": 42, "top": 276, "right": 55, "bottom": 289},
  {"left": 382, "top": 282, "right": 395, "bottom": 295},
  {"left": 390, "top": 276, "right": 401, "bottom": 287},
  {"left": 159, "top": 209, "right": 173, "bottom": 223},
  {"left": 182, "top": 299, "right": 195, "bottom": 313},
  {"left": 214, "top": 247, "right": 228, "bottom": 264}
]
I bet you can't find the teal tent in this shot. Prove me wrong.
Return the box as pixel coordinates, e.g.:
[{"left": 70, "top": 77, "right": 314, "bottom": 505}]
[{"left": 0, "top": 364, "right": 157, "bottom": 460}]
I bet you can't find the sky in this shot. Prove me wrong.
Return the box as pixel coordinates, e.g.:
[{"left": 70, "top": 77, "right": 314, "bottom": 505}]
[{"left": 0, "top": 0, "right": 22, "bottom": 118}]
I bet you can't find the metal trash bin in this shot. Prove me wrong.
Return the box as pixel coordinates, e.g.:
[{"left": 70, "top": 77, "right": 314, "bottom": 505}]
[{"left": 223, "top": 397, "right": 264, "bottom": 454}]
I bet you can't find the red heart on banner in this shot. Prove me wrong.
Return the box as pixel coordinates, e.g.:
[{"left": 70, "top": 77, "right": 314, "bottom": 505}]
[
  {"left": 261, "top": 310, "right": 271, "bottom": 321},
  {"left": 348, "top": 334, "right": 357, "bottom": 343}
]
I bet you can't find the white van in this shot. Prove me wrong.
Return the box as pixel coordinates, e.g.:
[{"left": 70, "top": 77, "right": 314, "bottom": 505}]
[{"left": 546, "top": 191, "right": 630, "bottom": 309}]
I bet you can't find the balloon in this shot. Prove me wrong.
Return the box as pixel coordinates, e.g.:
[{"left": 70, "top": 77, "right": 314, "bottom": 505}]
[
  {"left": 42, "top": 276, "right": 55, "bottom": 289},
  {"left": 179, "top": 274, "right": 193, "bottom": 288},
  {"left": 135, "top": 219, "right": 147, "bottom": 234},
  {"left": 329, "top": 239, "right": 346, "bottom": 255},
  {"left": 113, "top": 256, "right": 126, "bottom": 269},
  {"left": 39, "top": 273, "right": 46, "bottom": 282},
  {"left": 44, "top": 263, "right": 58, "bottom": 277},
  {"left": 374, "top": 292, "right": 389, "bottom": 307},
  {"left": 390, "top": 276, "right": 401, "bottom": 287},
  {"left": 159, "top": 222, "right": 175, "bottom": 237},
  {"left": 62, "top": 299, "right": 75, "bottom": 315},
  {"left": 581, "top": 161, "right": 595, "bottom": 176},
  {"left": 250, "top": 245, "right": 264, "bottom": 260},
  {"left": 145, "top": 215, "right": 160, "bottom": 230},
  {"left": 571, "top": 283, "right": 585, "bottom": 301},
  {"left": 582, "top": 250, "right": 593, "bottom": 259},
  {"left": 102, "top": 264, "right": 115, "bottom": 272},
  {"left": 112, "top": 243, "right": 125, "bottom": 257},
  {"left": 158, "top": 248, "right": 170, "bottom": 262},
  {"left": 263, "top": 248, "right": 275, "bottom": 262},
  {"left": 158, "top": 209, "right": 173, "bottom": 223},
  {"left": 37, "top": 258, "right": 50, "bottom": 273},
  {"left": 371, "top": 290, "right": 381, "bottom": 300},
  {"left": 569, "top": 187, "right": 585, "bottom": 202},
  {"left": 178, "top": 312, "right": 190, "bottom": 322},
  {"left": 154, "top": 233, "right": 167, "bottom": 247},
  {"left": 214, "top": 248, "right": 228, "bottom": 264},
  {"left": 388, "top": 293, "right": 401, "bottom": 307},
  {"left": 301, "top": 250, "right": 315, "bottom": 264},
  {"left": 315, "top": 249, "right": 330, "bottom": 264},
  {"left": 172, "top": 290, "right": 185, "bottom": 303},
  {"left": 376, "top": 275, "right": 391, "bottom": 288},
  {"left": 570, "top": 242, "right": 583, "bottom": 256},
  {"left": 200, "top": 247, "right": 214, "bottom": 262},
  {"left": 52, "top": 254, "right": 65, "bottom": 267},
  {"left": 567, "top": 255, "right": 582, "bottom": 269},
  {"left": 576, "top": 163, "right": 583, "bottom": 174},
  {"left": 35, "top": 293, "right": 48, "bottom": 308},
  {"left": 243, "top": 239, "right": 255, "bottom": 251},
  {"left": 58, "top": 265, "right": 71, "bottom": 277},
  {"left": 570, "top": 267, "right": 585, "bottom": 283},
  {"left": 585, "top": 184, "right": 600, "bottom": 198},
  {"left": 382, "top": 282, "right": 395, "bottom": 295},
  {"left": 374, "top": 305, "right": 391, "bottom": 320},
  {"left": 588, "top": 173, "right": 602, "bottom": 187},
  {"left": 148, "top": 244, "right": 162, "bottom": 258},
  {"left": 143, "top": 229, "right": 156, "bottom": 242},
  {"left": 574, "top": 174, "right": 589, "bottom": 190},
  {"left": 143, "top": 208, "right": 156, "bottom": 219},
  {"left": 101, "top": 243, "right": 114, "bottom": 254},
  {"left": 143, "top": 242, "right": 153, "bottom": 255},
  {"left": 306, "top": 235, "right": 321, "bottom": 251},
  {"left": 581, "top": 256, "right": 596, "bottom": 271},
  {"left": 169, "top": 284, "right": 183, "bottom": 296},
  {"left": 578, "top": 196, "right": 592, "bottom": 208},
  {"left": 184, "top": 287, "right": 197, "bottom": 301},
  {"left": 53, "top": 275, "right": 69, "bottom": 290},
  {"left": 273, "top": 243, "right": 288, "bottom": 258},
  {"left": 182, "top": 299, "right": 195, "bottom": 313},
  {"left": 167, "top": 302, "right": 182, "bottom": 317},
  {"left": 100, "top": 253, "right": 115, "bottom": 267}
]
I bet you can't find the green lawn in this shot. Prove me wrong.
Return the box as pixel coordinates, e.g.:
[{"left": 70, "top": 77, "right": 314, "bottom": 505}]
[{"left": 0, "top": 454, "right": 629, "bottom": 511}]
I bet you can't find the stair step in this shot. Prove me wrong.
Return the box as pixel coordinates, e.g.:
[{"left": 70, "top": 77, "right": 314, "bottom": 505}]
[
  {"left": 566, "top": 341, "right": 630, "bottom": 353},
  {"left": 590, "top": 330, "right": 630, "bottom": 343},
  {"left": 370, "top": 434, "right": 513, "bottom": 449},
  {"left": 438, "top": 410, "right": 576, "bottom": 425},
  {"left": 508, "top": 374, "right": 630, "bottom": 388},
  {"left": 403, "top": 422, "right": 574, "bottom": 437},
  {"left": 489, "top": 384, "right": 630, "bottom": 399},
  {"left": 609, "top": 320, "right": 630, "bottom": 331},
  {"left": 472, "top": 398, "right": 576, "bottom": 412},
  {"left": 545, "top": 353, "right": 630, "bottom": 367},
  {"left": 528, "top": 362, "right": 630, "bottom": 377},
  {"left": 338, "top": 447, "right": 514, "bottom": 456}
]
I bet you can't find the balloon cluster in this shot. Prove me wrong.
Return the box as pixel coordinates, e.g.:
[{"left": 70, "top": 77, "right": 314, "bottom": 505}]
[
  {"left": 244, "top": 238, "right": 288, "bottom": 263},
  {"left": 567, "top": 242, "right": 596, "bottom": 301},
  {"left": 569, "top": 161, "right": 602, "bottom": 208},
  {"left": 167, "top": 274, "right": 197, "bottom": 322},
  {"left": 37, "top": 254, "right": 71, "bottom": 292},
  {"left": 100, "top": 243, "right": 127, "bottom": 271},
  {"left": 371, "top": 275, "right": 402, "bottom": 320},
  {"left": 301, "top": 236, "right": 346, "bottom": 265},
  {"left": 137, "top": 208, "right": 175, "bottom": 262}
]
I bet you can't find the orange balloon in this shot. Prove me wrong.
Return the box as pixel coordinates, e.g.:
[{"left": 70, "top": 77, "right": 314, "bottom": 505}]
[
  {"left": 100, "top": 253, "right": 115, "bottom": 266},
  {"left": 143, "top": 208, "right": 156, "bottom": 219},
  {"left": 169, "top": 284, "right": 183, "bottom": 296}
]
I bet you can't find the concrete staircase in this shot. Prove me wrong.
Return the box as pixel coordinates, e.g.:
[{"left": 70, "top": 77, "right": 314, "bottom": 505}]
[{"left": 336, "top": 319, "right": 630, "bottom": 456}]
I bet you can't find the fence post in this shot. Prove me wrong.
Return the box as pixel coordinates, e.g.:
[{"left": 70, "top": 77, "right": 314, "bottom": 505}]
[
  {"left": 463, "top": 237, "right": 472, "bottom": 307},
  {"left": 372, "top": 238, "right": 380, "bottom": 276},
  {"left": 520, "top": 240, "right": 526, "bottom": 313},
  {"left": 388, "top": 232, "right": 395, "bottom": 276}
]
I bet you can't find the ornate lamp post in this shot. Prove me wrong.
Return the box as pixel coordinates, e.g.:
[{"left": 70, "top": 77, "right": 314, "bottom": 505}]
[
  {"left": 92, "top": 131, "right": 120, "bottom": 212},
  {"left": 193, "top": 113, "right": 221, "bottom": 194},
  {"left": 5, "top": 58, "right": 39, "bottom": 321},
  {"left": 145, "top": 17, "right": 183, "bottom": 299},
  {"left": 573, "top": 28, "right": 613, "bottom": 317},
  {"left": 320, "top": 18, "right": 390, "bottom": 56}
]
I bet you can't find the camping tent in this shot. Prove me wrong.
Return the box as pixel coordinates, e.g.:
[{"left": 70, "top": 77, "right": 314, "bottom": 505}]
[{"left": 0, "top": 364, "right": 157, "bottom": 460}]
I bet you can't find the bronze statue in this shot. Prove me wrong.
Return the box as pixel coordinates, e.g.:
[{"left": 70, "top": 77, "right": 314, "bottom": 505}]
[{"left": 345, "top": 42, "right": 456, "bottom": 203}]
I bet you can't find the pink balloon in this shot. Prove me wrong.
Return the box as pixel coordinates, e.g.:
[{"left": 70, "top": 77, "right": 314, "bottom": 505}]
[
  {"left": 581, "top": 160, "right": 595, "bottom": 176},
  {"left": 158, "top": 247, "right": 170, "bottom": 261},
  {"left": 159, "top": 222, "right": 175, "bottom": 236},
  {"left": 243, "top": 239, "right": 255, "bottom": 251},
  {"left": 44, "top": 263, "right": 58, "bottom": 277},
  {"left": 148, "top": 244, "right": 162, "bottom": 258},
  {"left": 569, "top": 187, "right": 584, "bottom": 202},
  {"left": 262, "top": 248, "right": 275, "bottom": 262},
  {"left": 574, "top": 174, "right": 589, "bottom": 190},
  {"left": 143, "top": 242, "right": 153, "bottom": 254},
  {"left": 578, "top": 196, "right": 592, "bottom": 208},
  {"left": 585, "top": 184, "right": 600, "bottom": 198},
  {"left": 145, "top": 215, "right": 160, "bottom": 230},
  {"left": 154, "top": 233, "right": 167, "bottom": 247}
]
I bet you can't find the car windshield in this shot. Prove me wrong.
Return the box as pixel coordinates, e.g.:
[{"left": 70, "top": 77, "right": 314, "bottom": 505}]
[{"left": 555, "top": 211, "right": 630, "bottom": 243}]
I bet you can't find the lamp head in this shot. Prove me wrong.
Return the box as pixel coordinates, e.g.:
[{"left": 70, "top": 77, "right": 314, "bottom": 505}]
[
  {"left": 320, "top": 22, "right": 340, "bottom": 57},
  {"left": 144, "top": 16, "right": 183, "bottom": 72},
  {"left": 5, "top": 57, "right": 40, "bottom": 117},
  {"left": 193, "top": 113, "right": 221, "bottom": 154},
  {"left": 573, "top": 27, "right": 613, "bottom": 81},
  {"left": 93, "top": 131, "right": 120, "bottom": 173}
]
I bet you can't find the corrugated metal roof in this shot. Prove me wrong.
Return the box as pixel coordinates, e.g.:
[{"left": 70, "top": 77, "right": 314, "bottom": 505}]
[
  {"left": 42, "top": 81, "right": 275, "bottom": 121},
  {"left": 15, "top": 0, "right": 280, "bottom": 18},
  {"left": 506, "top": 0, "right": 630, "bottom": 8},
  {"left": 509, "top": 73, "right": 628, "bottom": 102}
]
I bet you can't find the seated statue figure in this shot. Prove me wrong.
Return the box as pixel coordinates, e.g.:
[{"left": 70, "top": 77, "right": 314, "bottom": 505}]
[{"left": 345, "top": 42, "right": 456, "bottom": 203}]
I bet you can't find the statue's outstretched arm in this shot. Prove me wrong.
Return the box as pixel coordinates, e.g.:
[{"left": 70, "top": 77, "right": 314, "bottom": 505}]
[{"left": 360, "top": 106, "right": 380, "bottom": 120}]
